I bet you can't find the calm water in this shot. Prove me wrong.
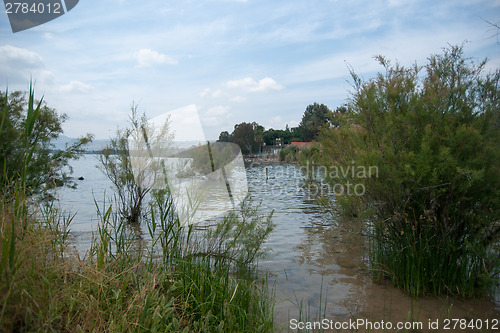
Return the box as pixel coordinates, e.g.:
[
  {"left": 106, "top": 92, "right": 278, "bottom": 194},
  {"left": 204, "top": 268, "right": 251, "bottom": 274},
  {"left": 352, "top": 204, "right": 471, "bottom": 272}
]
[{"left": 58, "top": 155, "right": 500, "bottom": 331}]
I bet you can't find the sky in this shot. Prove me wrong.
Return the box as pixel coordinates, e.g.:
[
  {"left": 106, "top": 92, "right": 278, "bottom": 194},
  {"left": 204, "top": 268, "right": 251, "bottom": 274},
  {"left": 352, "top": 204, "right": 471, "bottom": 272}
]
[{"left": 0, "top": 0, "right": 499, "bottom": 140}]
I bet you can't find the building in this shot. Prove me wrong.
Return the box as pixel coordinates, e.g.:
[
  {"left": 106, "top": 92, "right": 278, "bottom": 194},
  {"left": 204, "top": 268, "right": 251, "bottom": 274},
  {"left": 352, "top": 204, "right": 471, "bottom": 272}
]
[{"left": 290, "top": 142, "right": 314, "bottom": 149}]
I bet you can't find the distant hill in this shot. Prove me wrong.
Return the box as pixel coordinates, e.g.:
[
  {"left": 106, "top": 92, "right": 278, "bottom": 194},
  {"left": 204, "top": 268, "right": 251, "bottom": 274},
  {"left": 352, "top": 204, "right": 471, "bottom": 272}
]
[
  {"left": 53, "top": 135, "right": 110, "bottom": 152},
  {"left": 53, "top": 136, "right": 210, "bottom": 154}
]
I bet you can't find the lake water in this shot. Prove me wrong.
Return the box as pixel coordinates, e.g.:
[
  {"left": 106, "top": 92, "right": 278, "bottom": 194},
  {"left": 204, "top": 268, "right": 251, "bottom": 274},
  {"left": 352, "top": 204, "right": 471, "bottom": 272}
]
[{"left": 58, "top": 155, "right": 500, "bottom": 332}]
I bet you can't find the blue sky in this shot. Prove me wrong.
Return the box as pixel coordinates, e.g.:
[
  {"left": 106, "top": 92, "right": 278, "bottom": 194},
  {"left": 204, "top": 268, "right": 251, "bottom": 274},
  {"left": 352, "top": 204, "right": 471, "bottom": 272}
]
[{"left": 1, "top": 0, "right": 499, "bottom": 140}]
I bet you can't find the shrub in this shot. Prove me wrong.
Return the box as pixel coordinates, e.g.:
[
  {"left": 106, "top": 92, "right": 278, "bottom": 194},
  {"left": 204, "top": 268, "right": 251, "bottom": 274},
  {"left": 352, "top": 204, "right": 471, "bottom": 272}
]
[
  {"left": 98, "top": 103, "right": 160, "bottom": 223},
  {"left": 279, "top": 146, "right": 298, "bottom": 162},
  {"left": 320, "top": 45, "right": 500, "bottom": 296},
  {"left": 0, "top": 84, "right": 92, "bottom": 197}
]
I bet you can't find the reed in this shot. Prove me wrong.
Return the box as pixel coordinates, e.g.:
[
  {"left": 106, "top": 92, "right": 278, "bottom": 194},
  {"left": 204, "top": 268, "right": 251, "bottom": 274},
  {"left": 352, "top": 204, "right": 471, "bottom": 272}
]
[
  {"left": 0, "top": 184, "right": 275, "bottom": 332},
  {"left": 369, "top": 212, "right": 494, "bottom": 297},
  {"left": 0, "top": 81, "right": 276, "bottom": 331},
  {"left": 0, "top": 96, "right": 276, "bottom": 330}
]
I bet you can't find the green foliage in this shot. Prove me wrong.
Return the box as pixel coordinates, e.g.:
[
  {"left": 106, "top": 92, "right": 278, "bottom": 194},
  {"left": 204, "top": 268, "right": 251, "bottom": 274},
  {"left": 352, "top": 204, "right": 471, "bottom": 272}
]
[
  {"left": 0, "top": 85, "right": 92, "bottom": 196},
  {"left": 330, "top": 105, "right": 348, "bottom": 128},
  {"left": 299, "top": 103, "right": 332, "bottom": 142},
  {"left": 219, "top": 104, "right": 338, "bottom": 152},
  {"left": 217, "top": 122, "right": 266, "bottom": 155},
  {"left": 279, "top": 144, "right": 320, "bottom": 163},
  {"left": 219, "top": 122, "right": 305, "bottom": 154},
  {"left": 262, "top": 128, "right": 294, "bottom": 145},
  {"left": 253, "top": 122, "right": 265, "bottom": 153},
  {"left": 279, "top": 145, "right": 299, "bottom": 162},
  {"left": 0, "top": 83, "right": 274, "bottom": 332},
  {"left": 99, "top": 135, "right": 146, "bottom": 223},
  {"left": 319, "top": 45, "right": 500, "bottom": 296},
  {"left": 98, "top": 103, "right": 160, "bottom": 223},
  {"left": 218, "top": 130, "right": 231, "bottom": 142},
  {"left": 230, "top": 122, "right": 258, "bottom": 155},
  {"left": 202, "top": 199, "right": 275, "bottom": 266},
  {"left": 218, "top": 103, "right": 338, "bottom": 152},
  {"left": 0, "top": 181, "right": 275, "bottom": 332},
  {"left": 182, "top": 141, "right": 240, "bottom": 175}
]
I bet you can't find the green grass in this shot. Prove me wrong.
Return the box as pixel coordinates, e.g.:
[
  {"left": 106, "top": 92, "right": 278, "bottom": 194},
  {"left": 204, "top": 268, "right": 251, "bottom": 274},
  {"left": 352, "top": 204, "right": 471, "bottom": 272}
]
[
  {"left": 369, "top": 212, "right": 497, "bottom": 298},
  {"left": 0, "top": 185, "right": 275, "bottom": 332},
  {"left": 0, "top": 82, "right": 276, "bottom": 332}
]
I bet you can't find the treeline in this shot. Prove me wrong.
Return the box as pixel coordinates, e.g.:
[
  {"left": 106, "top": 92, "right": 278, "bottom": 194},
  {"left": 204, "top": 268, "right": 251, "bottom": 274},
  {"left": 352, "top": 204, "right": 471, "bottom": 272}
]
[{"left": 217, "top": 103, "right": 347, "bottom": 154}]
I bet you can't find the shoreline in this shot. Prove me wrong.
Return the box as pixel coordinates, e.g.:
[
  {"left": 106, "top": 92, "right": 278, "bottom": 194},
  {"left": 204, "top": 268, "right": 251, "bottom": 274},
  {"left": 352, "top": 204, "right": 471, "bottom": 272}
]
[{"left": 244, "top": 153, "right": 281, "bottom": 163}]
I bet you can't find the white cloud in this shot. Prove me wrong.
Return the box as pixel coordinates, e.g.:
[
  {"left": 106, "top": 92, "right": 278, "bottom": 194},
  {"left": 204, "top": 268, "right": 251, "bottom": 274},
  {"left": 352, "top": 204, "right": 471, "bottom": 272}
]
[
  {"left": 59, "top": 81, "right": 94, "bottom": 93},
  {"left": 206, "top": 105, "right": 229, "bottom": 116},
  {"left": 199, "top": 88, "right": 211, "bottom": 97},
  {"left": 211, "top": 89, "right": 224, "bottom": 98},
  {"left": 134, "top": 48, "right": 178, "bottom": 67},
  {"left": 202, "top": 106, "right": 231, "bottom": 127},
  {"left": 226, "top": 77, "right": 283, "bottom": 92},
  {"left": 265, "top": 116, "right": 283, "bottom": 130},
  {"left": 0, "top": 45, "right": 53, "bottom": 85},
  {"left": 2, "top": 0, "right": 497, "bottom": 142},
  {"left": 149, "top": 105, "right": 205, "bottom": 142},
  {"left": 199, "top": 87, "right": 245, "bottom": 102},
  {"left": 387, "top": 0, "right": 418, "bottom": 6},
  {"left": 265, "top": 116, "right": 299, "bottom": 130},
  {"left": 0, "top": 45, "right": 44, "bottom": 69},
  {"left": 43, "top": 32, "right": 55, "bottom": 40},
  {"left": 284, "top": 22, "right": 489, "bottom": 85},
  {"left": 230, "top": 96, "right": 246, "bottom": 102},
  {"left": 199, "top": 88, "right": 226, "bottom": 98}
]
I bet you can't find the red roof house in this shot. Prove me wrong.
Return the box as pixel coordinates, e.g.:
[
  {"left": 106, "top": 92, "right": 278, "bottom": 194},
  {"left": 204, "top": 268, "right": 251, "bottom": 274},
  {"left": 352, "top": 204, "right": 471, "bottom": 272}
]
[{"left": 290, "top": 142, "right": 314, "bottom": 149}]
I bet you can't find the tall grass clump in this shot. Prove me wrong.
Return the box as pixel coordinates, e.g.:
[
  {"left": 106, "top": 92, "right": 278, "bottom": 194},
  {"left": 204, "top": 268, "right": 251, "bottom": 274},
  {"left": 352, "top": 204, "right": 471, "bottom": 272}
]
[
  {"left": 0, "top": 176, "right": 275, "bottom": 332},
  {"left": 319, "top": 45, "right": 500, "bottom": 297},
  {"left": 0, "top": 185, "right": 275, "bottom": 331},
  {"left": 0, "top": 84, "right": 276, "bottom": 331}
]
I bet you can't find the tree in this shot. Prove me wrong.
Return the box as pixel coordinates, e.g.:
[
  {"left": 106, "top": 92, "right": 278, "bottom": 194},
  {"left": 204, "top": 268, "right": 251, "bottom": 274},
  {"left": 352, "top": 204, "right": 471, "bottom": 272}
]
[
  {"left": 262, "top": 128, "right": 294, "bottom": 146},
  {"left": 483, "top": 18, "right": 500, "bottom": 45},
  {"left": 231, "top": 122, "right": 256, "bottom": 155},
  {"left": 262, "top": 128, "right": 276, "bottom": 146},
  {"left": 0, "top": 86, "right": 92, "bottom": 196},
  {"left": 218, "top": 122, "right": 266, "bottom": 155},
  {"left": 252, "top": 122, "right": 264, "bottom": 153},
  {"left": 330, "top": 105, "right": 348, "bottom": 128},
  {"left": 218, "top": 131, "right": 230, "bottom": 142},
  {"left": 299, "top": 103, "right": 332, "bottom": 141},
  {"left": 320, "top": 45, "right": 500, "bottom": 296},
  {"left": 289, "top": 126, "right": 303, "bottom": 142}
]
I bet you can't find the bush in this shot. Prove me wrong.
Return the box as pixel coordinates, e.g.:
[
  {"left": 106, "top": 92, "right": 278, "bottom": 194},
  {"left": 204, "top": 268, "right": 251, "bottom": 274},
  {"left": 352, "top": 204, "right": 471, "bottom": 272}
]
[
  {"left": 320, "top": 45, "right": 500, "bottom": 296},
  {"left": 0, "top": 84, "right": 92, "bottom": 196},
  {"left": 98, "top": 103, "right": 160, "bottom": 223},
  {"left": 279, "top": 146, "right": 298, "bottom": 162}
]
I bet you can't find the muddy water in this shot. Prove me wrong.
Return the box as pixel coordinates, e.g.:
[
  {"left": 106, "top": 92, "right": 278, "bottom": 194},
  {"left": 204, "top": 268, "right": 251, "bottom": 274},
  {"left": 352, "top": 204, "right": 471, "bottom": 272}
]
[
  {"left": 59, "top": 157, "right": 499, "bottom": 332},
  {"left": 247, "top": 162, "right": 499, "bottom": 332}
]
